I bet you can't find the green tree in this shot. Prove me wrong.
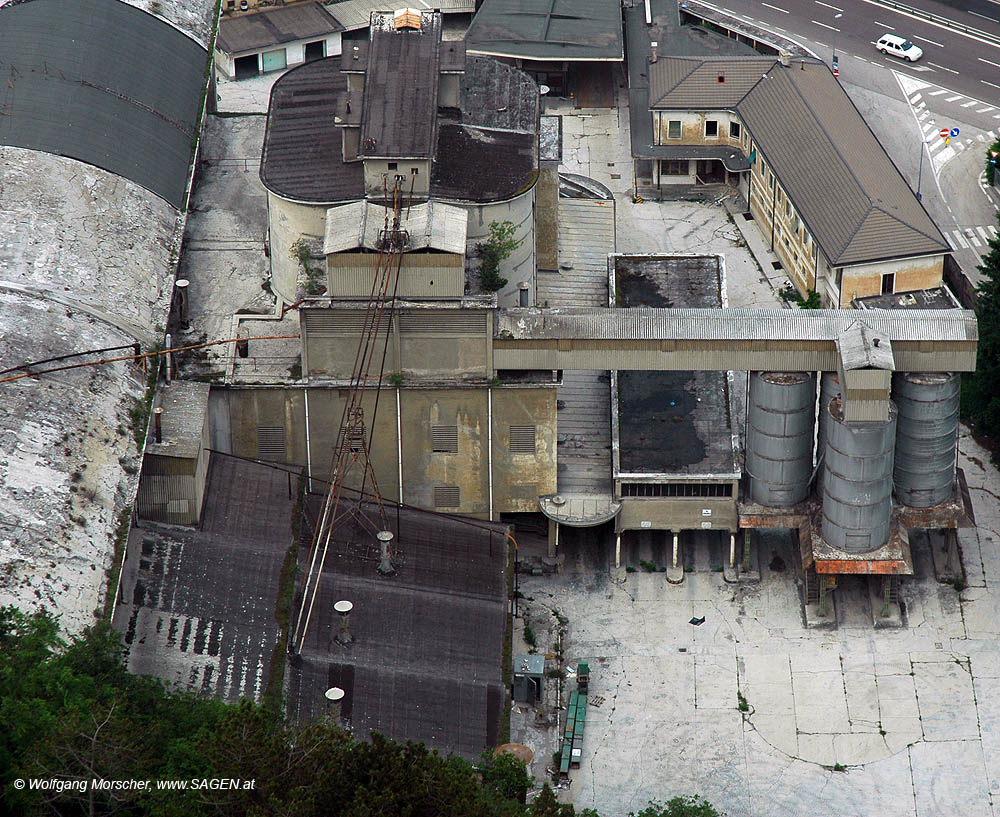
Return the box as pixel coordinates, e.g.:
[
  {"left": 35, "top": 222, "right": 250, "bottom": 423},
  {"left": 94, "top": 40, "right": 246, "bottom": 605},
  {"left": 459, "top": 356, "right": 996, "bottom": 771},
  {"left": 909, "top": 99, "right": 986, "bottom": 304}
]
[
  {"left": 962, "top": 211, "right": 1000, "bottom": 436},
  {"left": 629, "top": 795, "right": 721, "bottom": 817},
  {"left": 476, "top": 221, "right": 522, "bottom": 293}
]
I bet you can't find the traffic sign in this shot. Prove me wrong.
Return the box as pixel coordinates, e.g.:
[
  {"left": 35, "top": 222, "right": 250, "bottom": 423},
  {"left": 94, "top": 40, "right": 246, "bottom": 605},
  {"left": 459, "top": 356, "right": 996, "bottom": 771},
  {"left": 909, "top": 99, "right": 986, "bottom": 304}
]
[
  {"left": 939, "top": 128, "right": 949, "bottom": 139},
  {"left": 950, "top": 127, "right": 960, "bottom": 138},
  {"left": 992, "top": 158, "right": 997, "bottom": 166}
]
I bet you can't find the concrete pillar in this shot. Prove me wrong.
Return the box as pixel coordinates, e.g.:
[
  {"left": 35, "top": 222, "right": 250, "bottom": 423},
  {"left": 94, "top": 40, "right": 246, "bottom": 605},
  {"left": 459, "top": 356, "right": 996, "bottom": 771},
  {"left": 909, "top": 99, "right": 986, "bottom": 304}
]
[
  {"left": 615, "top": 533, "right": 621, "bottom": 569},
  {"left": 729, "top": 532, "right": 736, "bottom": 569},
  {"left": 672, "top": 532, "right": 679, "bottom": 568},
  {"left": 547, "top": 518, "right": 559, "bottom": 558},
  {"left": 325, "top": 686, "right": 345, "bottom": 723}
]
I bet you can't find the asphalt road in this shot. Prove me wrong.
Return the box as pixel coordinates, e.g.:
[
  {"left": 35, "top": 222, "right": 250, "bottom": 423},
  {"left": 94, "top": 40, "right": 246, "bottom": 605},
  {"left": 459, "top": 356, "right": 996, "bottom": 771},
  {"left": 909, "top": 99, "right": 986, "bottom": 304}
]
[{"left": 720, "top": 0, "right": 1000, "bottom": 103}]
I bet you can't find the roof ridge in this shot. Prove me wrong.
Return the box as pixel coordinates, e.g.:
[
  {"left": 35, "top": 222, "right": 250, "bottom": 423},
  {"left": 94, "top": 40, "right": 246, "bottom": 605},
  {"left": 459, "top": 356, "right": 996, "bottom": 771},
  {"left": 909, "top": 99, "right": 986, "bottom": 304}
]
[{"left": 857, "top": 204, "right": 949, "bottom": 252}]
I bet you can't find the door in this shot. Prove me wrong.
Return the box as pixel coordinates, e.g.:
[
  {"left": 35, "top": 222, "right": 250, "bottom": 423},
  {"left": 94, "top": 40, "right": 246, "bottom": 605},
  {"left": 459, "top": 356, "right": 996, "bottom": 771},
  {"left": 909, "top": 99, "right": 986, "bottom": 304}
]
[
  {"left": 304, "top": 40, "right": 325, "bottom": 62},
  {"left": 234, "top": 54, "right": 259, "bottom": 80},
  {"left": 261, "top": 48, "right": 287, "bottom": 73}
]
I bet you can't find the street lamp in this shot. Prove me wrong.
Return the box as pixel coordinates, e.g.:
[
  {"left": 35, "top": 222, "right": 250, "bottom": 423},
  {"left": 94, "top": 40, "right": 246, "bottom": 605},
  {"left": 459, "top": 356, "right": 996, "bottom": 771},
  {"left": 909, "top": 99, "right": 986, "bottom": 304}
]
[
  {"left": 916, "top": 138, "right": 932, "bottom": 202},
  {"left": 831, "top": 13, "right": 843, "bottom": 65}
]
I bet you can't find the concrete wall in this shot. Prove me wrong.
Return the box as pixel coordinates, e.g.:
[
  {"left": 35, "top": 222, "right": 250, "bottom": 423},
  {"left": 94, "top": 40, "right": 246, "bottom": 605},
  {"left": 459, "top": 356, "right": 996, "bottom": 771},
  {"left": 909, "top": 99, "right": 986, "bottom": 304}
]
[
  {"left": 363, "top": 159, "right": 431, "bottom": 197},
  {"left": 211, "top": 384, "right": 556, "bottom": 518},
  {"left": 462, "top": 188, "right": 536, "bottom": 308},
  {"left": 839, "top": 254, "right": 945, "bottom": 306},
  {"left": 215, "top": 33, "right": 343, "bottom": 80},
  {"left": 326, "top": 252, "right": 465, "bottom": 298},
  {"left": 135, "top": 415, "right": 211, "bottom": 526},
  {"left": 653, "top": 110, "right": 743, "bottom": 148},
  {"left": 267, "top": 191, "right": 332, "bottom": 303},
  {"left": 617, "top": 495, "right": 738, "bottom": 532}
]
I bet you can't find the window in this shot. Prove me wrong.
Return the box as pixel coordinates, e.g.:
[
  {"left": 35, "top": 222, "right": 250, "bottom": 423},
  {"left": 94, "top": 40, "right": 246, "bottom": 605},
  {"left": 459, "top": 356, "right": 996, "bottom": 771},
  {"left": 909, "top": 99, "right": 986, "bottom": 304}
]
[
  {"left": 433, "top": 486, "right": 460, "bottom": 507},
  {"left": 660, "top": 160, "right": 688, "bottom": 176},
  {"left": 620, "top": 482, "right": 733, "bottom": 497},
  {"left": 668, "top": 120, "right": 682, "bottom": 139},
  {"left": 509, "top": 425, "right": 537, "bottom": 454},
  {"left": 431, "top": 425, "right": 458, "bottom": 453},
  {"left": 882, "top": 272, "right": 895, "bottom": 294},
  {"left": 793, "top": 216, "right": 801, "bottom": 235},
  {"left": 768, "top": 174, "right": 774, "bottom": 190},
  {"left": 730, "top": 121, "right": 741, "bottom": 139},
  {"left": 387, "top": 162, "right": 398, "bottom": 170},
  {"left": 785, "top": 200, "right": 792, "bottom": 218},
  {"left": 705, "top": 120, "right": 719, "bottom": 138},
  {"left": 410, "top": 167, "right": 419, "bottom": 176}
]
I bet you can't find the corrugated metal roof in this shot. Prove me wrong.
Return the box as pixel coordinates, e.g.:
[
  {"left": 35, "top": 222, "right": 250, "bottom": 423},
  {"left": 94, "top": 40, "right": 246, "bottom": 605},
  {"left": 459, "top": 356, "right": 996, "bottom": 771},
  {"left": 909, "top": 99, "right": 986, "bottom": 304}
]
[
  {"left": 217, "top": 2, "right": 342, "bottom": 54},
  {"left": 0, "top": 0, "right": 206, "bottom": 209},
  {"left": 465, "top": 0, "right": 623, "bottom": 61},
  {"left": 647, "top": 57, "right": 949, "bottom": 268},
  {"left": 496, "top": 307, "right": 977, "bottom": 342},
  {"left": 837, "top": 321, "right": 895, "bottom": 371},
  {"left": 323, "top": 200, "right": 467, "bottom": 254},
  {"left": 359, "top": 10, "right": 440, "bottom": 159},
  {"left": 326, "top": 0, "right": 475, "bottom": 31}
]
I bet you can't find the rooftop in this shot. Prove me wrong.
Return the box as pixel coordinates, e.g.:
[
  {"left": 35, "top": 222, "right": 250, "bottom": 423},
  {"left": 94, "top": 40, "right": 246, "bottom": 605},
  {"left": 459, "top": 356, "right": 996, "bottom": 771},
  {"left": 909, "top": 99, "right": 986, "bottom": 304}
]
[
  {"left": 648, "top": 56, "right": 950, "bottom": 267},
  {"left": 465, "top": 0, "right": 624, "bottom": 62},
  {"left": 611, "top": 255, "right": 738, "bottom": 477},
  {"left": 323, "top": 200, "right": 468, "bottom": 255},
  {"left": 146, "top": 381, "right": 211, "bottom": 460},
  {"left": 360, "top": 10, "right": 441, "bottom": 159},
  {"left": 853, "top": 286, "right": 960, "bottom": 310},
  {"left": 216, "top": 2, "right": 342, "bottom": 54},
  {"left": 0, "top": 0, "right": 207, "bottom": 209},
  {"left": 326, "top": 0, "right": 475, "bottom": 32}
]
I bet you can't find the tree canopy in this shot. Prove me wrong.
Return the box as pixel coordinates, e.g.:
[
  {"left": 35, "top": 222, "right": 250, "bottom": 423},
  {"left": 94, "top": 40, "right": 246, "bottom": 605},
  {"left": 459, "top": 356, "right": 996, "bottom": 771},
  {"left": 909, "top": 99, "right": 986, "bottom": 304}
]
[{"left": 961, "top": 212, "right": 1000, "bottom": 438}]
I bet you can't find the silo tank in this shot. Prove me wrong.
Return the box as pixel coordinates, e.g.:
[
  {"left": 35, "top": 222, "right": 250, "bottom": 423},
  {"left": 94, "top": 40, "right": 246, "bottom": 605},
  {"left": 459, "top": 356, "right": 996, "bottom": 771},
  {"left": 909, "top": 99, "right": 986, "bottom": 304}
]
[
  {"left": 817, "top": 371, "right": 840, "bottom": 486},
  {"left": 892, "top": 372, "right": 959, "bottom": 508},
  {"left": 821, "top": 396, "right": 896, "bottom": 552},
  {"left": 745, "top": 371, "right": 816, "bottom": 507}
]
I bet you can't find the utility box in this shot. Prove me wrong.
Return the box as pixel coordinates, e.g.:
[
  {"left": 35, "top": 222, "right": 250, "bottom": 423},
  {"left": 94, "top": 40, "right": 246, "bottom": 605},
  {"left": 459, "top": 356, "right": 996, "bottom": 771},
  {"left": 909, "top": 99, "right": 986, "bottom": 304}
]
[
  {"left": 577, "top": 660, "right": 590, "bottom": 692},
  {"left": 512, "top": 654, "right": 545, "bottom": 704}
]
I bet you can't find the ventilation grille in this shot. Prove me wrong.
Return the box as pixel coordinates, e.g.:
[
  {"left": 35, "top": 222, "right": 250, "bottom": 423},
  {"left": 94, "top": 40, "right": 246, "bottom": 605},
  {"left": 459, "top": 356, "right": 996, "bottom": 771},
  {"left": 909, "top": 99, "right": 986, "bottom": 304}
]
[
  {"left": 398, "top": 312, "right": 486, "bottom": 335},
  {"left": 620, "top": 482, "right": 733, "bottom": 498},
  {"left": 509, "top": 425, "right": 537, "bottom": 454},
  {"left": 431, "top": 425, "right": 458, "bottom": 453},
  {"left": 304, "top": 311, "right": 389, "bottom": 335},
  {"left": 257, "top": 426, "right": 286, "bottom": 461},
  {"left": 433, "top": 486, "right": 460, "bottom": 508},
  {"left": 337, "top": 424, "right": 367, "bottom": 453}
]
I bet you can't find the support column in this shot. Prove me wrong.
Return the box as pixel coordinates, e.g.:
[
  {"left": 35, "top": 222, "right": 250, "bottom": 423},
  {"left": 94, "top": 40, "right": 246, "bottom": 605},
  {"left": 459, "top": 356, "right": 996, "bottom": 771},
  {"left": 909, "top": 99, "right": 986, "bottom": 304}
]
[
  {"left": 743, "top": 529, "right": 752, "bottom": 571},
  {"left": 547, "top": 518, "right": 559, "bottom": 558},
  {"left": 818, "top": 579, "right": 828, "bottom": 617},
  {"left": 615, "top": 533, "right": 621, "bottom": 569},
  {"left": 729, "top": 532, "right": 736, "bottom": 569},
  {"left": 672, "top": 532, "right": 679, "bottom": 568}
]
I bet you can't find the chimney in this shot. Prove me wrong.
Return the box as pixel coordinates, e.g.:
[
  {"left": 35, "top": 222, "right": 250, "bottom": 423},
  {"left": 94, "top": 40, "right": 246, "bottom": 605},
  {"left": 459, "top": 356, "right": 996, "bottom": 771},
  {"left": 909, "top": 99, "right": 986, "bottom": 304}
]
[
  {"left": 649, "top": 41, "right": 659, "bottom": 64},
  {"left": 377, "top": 530, "right": 396, "bottom": 575},
  {"left": 334, "top": 599, "right": 354, "bottom": 645},
  {"left": 324, "top": 687, "right": 345, "bottom": 723},
  {"left": 352, "top": 45, "right": 359, "bottom": 60},
  {"left": 779, "top": 50, "right": 790, "bottom": 67},
  {"left": 518, "top": 281, "right": 530, "bottom": 307},
  {"left": 174, "top": 278, "right": 190, "bottom": 323},
  {"left": 153, "top": 407, "right": 164, "bottom": 444}
]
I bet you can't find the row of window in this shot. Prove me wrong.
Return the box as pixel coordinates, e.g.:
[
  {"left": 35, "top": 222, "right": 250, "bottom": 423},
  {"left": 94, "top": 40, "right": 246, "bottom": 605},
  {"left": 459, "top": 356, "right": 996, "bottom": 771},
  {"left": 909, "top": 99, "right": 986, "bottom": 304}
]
[
  {"left": 665, "top": 119, "right": 740, "bottom": 140},
  {"left": 431, "top": 424, "right": 536, "bottom": 454},
  {"left": 619, "top": 482, "right": 734, "bottom": 498}
]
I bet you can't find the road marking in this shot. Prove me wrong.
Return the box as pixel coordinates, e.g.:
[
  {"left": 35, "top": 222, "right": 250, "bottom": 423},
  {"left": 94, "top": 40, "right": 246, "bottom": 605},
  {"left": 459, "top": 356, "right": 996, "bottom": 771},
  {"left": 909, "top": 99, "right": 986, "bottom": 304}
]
[
  {"left": 812, "top": 19, "right": 840, "bottom": 30},
  {"left": 928, "top": 89, "right": 947, "bottom": 96},
  {"left": 969, "top": 232, "right": 982, "bottom": 247},
  {"left": 922, "top": 122, "right": 936, "bottom": 134},
  {"left": 949, "top": 230, "right": 969, "bottom": 249},
  {"left": 980, "top": 57, "right": 1000, "bottom": 69},
  {"left": 816, "top": 39, "right": 829, "bottom": 47},
  {"left": 963, "top": 100, "right": 978, "bottom": 107},
  {"left": 912, "top": 35, "right": 944, "bottom": 48},
  {"left": 980, "top": 107, "right": 997, "bottom": 113},
  {"left": 859, "top": 0, "right": 1000, "bottom": 51},
  {"left": 927, "top": 63, "right": 959, "bottom": 74},
  {"left": 874, "top": 20, "right": 895, "bottom": 29},
  {"left": 978, "top": 226, "right": 993, "bottom": 242},
  {"left": 909, "top": 93, "right": 922, "bottom": 103},
  {"left": 984, "top": 80, "right": 1000, "bottom": 90},
  {"left": 945, "top": 94, "right": 963, "bottom": 101},
  {"left": 970, "top": 10, "right": 1000, "bottom": 23},
  {"left": 761, "top": 2, "right": 789, "bottom": 12},
  {"left": 814, "top": 0, "right": 844, "bottom": 9}
]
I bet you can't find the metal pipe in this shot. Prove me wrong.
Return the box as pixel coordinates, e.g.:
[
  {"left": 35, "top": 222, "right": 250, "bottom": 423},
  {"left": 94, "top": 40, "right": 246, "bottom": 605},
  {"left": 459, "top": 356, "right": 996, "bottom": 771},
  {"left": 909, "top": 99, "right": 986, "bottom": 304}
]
[
  {"left": 304, "top": 388, "right": 313, "bottom": 494},
  {"left": 487, "top": 386, "right": 494, "bottom": 521}
]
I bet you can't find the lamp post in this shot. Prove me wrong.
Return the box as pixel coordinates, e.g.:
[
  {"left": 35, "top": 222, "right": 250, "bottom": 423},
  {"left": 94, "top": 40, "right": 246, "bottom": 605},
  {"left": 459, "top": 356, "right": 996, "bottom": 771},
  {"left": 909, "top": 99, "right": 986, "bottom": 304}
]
[
  {"left": 831, "top": 13, "right": 843, "bottom": 74},
  {"left": 916, "top": 139, "right": 931, "bottom": 202}
]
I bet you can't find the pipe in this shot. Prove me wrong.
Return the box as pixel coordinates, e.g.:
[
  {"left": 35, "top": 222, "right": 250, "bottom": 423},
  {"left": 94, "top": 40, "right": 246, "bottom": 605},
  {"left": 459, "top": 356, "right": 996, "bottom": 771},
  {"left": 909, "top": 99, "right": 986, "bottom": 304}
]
[
  {"left": 304, "top": 388, "right": 313, "bottom": 494},
  {"left": 396, "top": 387, "right": 403, "bottom": 504},
  {"left": 487, "top": 386, "right": 494, "bottom": 521}
]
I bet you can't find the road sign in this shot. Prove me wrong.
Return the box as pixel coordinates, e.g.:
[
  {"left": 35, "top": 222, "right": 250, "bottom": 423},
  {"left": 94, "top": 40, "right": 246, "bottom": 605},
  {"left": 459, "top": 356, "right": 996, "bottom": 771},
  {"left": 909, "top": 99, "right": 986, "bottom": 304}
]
[
  {"left": 945, "top": 137, "right": 951, "bottom": 145},
  {"left": 950, "top": 127, "right": 960, "bottom": 138},
  {"left": 992, "top": 158, "right": 997, "bottom": 166},
  {"left": 832, "top": 56, "right": 839, "bottom": 78},
  {"left": 939, "top": 128, "right": 949, "bottom": 139}
]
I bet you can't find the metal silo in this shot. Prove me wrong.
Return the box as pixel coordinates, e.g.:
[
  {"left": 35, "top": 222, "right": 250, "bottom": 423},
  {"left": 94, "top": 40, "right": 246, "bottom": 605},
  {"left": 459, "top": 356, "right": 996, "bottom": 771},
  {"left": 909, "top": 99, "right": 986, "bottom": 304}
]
[
  {"left": 745, "top": 372, "right": 816, "bottom": 506},
  {"left": 892, "top": 372, "right": 960, "bottom": 508},
  {"left": 821, "top": 396, "right": 897, "bottom": 552},
  {"left": 817, "top": 371, "right": 841, "bottom": 472}
]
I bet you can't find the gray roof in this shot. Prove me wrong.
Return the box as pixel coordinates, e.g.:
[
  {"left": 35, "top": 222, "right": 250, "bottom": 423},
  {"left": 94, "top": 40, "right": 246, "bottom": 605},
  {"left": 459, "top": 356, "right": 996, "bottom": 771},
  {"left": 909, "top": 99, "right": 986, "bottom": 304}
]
[
  {"left": 360, "top": 11, "right": 441, "bottom": 159},
  {"left": 323, "top": 200, "right": 468, "bottom": 254},
  {"left": 465, "top": 0, "right": 624, "bottom": 61},
  {"left": 217, "top": 2, "right": 342, "bottom": 54},
  {"left": 260, "top": 58, "right": 364, "bottom": 202},
  {"left": 648, "top": 57, "right": 950, "bottom": 267},
  {"left": 0, "top": 0, "right": 207, "bottom": 209},
  {"left": 495, "top": 308, "right": 978, "bottom": 343},
  {"left": 146, "top": 381, "right": 210, "bottom": 460},
  {"left": 837, "top": 321, "right": 896, "bottom": 371},
  {"left": 853, "top": 286, "right": 960, "bottom": 310},
  {"left": 325, "top": 0, "right": 475, "bottom": 31}
]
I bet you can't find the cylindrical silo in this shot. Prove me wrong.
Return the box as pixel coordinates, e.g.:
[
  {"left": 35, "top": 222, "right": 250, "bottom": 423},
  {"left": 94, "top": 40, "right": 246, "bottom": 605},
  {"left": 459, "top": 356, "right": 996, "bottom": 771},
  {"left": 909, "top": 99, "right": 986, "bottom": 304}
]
[
  {"left": 892, "top": 372, "right": 960, "bottom": 508},
  {"left": 821, "top": 397, "right": 897, "bottom": 552},
  {"left": 745, "top": 372, "right": 816, "bottom": 506},
  {"left": 817, "top": 372, "right": 840, "bottom": 462}
]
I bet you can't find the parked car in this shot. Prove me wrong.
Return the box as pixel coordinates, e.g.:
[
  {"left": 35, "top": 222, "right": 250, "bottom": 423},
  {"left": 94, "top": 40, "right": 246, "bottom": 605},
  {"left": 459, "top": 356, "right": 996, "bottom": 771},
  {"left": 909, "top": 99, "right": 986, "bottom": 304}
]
[{"left": 875, "top": 34, "right": 924, "bottom": 62}]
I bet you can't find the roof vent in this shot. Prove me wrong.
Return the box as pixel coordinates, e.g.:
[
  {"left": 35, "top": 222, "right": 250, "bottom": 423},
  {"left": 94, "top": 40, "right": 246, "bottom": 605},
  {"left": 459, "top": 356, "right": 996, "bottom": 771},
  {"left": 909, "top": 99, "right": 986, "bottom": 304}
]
[
  {"left": 779, "top": 50, "right": 790, "bottom": 67},
  {"left": 717, "top": 72, "right": 726, "bottom": 83},
  {"left": 649, "top": 40, "right": 658, "bottom": 64},
  {"left": 394, "top": 8, "right": 421, "bottom": 29}
]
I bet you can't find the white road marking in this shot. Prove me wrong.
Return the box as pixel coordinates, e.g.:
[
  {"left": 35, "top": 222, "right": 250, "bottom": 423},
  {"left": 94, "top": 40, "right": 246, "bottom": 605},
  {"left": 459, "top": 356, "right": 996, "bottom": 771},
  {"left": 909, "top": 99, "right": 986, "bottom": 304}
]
[
  {"left": 916, "top": 101, "right": 926, "bottom": 110},
  {"left": 852, "top": 53, "right": 867, "bottom": 61},
  {"left": 945, "top": 95, "right": 963, "bottom": 101},
  {"left": 927, "top": 63, "right": 959, "bottom": 74},
  {"left": 918, "top": 109, "right": 930, "bottom": 120},
  {"left": 816, "top": 40, "right": 829, "bottom": 47},
  {"left": 874, "top": 20, "right": 895, "bottom": 29},
  {"left": 989, "top": 225, "right": 999, "bottom": 237},
  {"left": 978, "top": 226, "right": 993, "bottom": 242},
  {"left": 950, "top": 230, "right": 969, "bottom": 249},
  {"left": 970, "top": 10, "right": 1000, "bottom": 23},
  {"left": 812, "top": 19, "right": 840, "bottom": 30},
  {"left": 761, "top": 2, "right": 789, "bottom": 12},
  {"left": 963, "top": 100, "right": 978, "bottom": 107},
  {"left": 928, "top": 89, "right": 947, "bottom": 96},
  {"left": 859, "top": 0, "right": 1000, "bottom": 51},
  {"left": 912, "top": 35, "right": 943, "bottom": 48},
  {"left": 980, "top": 58, "right": 1000, "bottom": 69},
  {"left": 984, "top": 80, "right": 1000, "bottom": 90},
  {"left": 922, "top": 122, "right": 936, "bottom": 134},
  {"left": 980, "top": 107, "right": 997, "bottom": 113},
  {"left": 910, "top": 93, "right": 922, "bottom": 102},
  {"left": 814, "top": 0, "right": 844, "bottom": 9}
]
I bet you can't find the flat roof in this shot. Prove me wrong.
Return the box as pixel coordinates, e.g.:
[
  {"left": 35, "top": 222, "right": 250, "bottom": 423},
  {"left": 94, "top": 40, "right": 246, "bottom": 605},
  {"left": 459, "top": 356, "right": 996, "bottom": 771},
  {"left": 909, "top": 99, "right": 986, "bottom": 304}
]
[
  {"left": 326, "top": 0, "right": 475, "bottom": 31},
  {"left": 853, "top": 286, "right": 959, "bottom": 310},
  {"left": 465, "top": 0, "right": 624, "bottom": 62},
  {"left": 0, "top": 0, "right": 207, "bottom": 209},
  {"left": 612, "top": 255, "right": 738, "bottom": 477},
  {"left": 217, "top": 2, "right": 342, "bottom": 54},
  {"left": 146, "top": 381, "right": 210, "bottom": 460}
]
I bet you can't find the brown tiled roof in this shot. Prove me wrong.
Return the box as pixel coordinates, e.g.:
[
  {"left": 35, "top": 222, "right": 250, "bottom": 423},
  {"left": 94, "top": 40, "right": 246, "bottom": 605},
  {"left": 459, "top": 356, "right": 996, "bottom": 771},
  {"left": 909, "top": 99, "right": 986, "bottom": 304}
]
[
  {"left": 648, "top": 56, "right": 949, "bottom": 267},
  {"left": 217, "top": 2, "right": 341, "bottom": 54}
]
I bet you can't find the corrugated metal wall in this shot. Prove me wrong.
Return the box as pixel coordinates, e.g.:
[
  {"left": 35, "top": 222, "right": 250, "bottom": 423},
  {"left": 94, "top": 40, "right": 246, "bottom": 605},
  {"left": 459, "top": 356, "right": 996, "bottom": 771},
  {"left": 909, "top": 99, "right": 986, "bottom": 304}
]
[{"left": 327, "top": 252, "right": 464, "bottom": 298}]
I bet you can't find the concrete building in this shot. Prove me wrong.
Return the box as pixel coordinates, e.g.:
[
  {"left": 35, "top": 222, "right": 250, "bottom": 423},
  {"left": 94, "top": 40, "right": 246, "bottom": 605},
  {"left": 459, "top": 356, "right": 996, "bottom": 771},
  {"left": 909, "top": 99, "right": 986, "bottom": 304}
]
[
  {"left": 215, "top": 2, "right": 343, "bottom": 80},
  {"left": 259, "top": 9, "right": 540, "bottom": 307}
]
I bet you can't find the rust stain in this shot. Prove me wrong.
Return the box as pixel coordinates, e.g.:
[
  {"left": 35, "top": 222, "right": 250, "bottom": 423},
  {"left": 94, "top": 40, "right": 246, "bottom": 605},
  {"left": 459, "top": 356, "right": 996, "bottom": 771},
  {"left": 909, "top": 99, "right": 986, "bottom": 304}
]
[{"left": 814, "top": 559, "right": 906, "bottom": 575}]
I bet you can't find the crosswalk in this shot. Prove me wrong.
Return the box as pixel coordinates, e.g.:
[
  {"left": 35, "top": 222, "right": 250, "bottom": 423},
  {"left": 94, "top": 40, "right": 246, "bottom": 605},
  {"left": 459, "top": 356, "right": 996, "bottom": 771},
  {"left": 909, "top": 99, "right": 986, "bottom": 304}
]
[{"left": 944, "top": 224, "right": 997, "bottom": 251}]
